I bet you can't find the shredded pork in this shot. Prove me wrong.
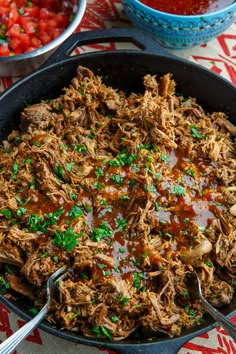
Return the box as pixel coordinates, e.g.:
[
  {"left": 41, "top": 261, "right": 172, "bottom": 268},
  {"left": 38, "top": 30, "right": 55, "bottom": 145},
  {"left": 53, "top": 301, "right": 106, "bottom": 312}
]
[{"left": 0, "top": 66, "right": 235, "bottom": 340}]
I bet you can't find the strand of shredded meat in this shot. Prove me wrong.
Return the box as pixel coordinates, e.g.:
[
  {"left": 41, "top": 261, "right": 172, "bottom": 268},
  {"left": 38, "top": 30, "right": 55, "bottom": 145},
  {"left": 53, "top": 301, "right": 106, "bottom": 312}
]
[{"left": 0, "top": 66, "right": 235, "bottom": 341}]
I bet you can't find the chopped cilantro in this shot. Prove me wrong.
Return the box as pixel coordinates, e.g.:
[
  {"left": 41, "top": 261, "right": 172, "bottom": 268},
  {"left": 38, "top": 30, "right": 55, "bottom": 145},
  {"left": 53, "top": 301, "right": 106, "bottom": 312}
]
[
  {"left": 170, "top": 184, "right": 186, "bottom": 196},
  {"left": 29, "top": 307, "right": 39, "bottom": 315},
  {"left": 15, "top": 195, "right": 31, "bottom": 206},
  {"left": 185, "top": 306, "right": 196, "bottom": 319},
  {"left": 119, "top": 195, "right": 130, "bottom": 200},
  {"left": 65, "top": 162, "right": 75, "bottom": 172},
  {"left": 16, "top": 207, "right": 27, "bottom": 217},
  {"left": 141, "top": 251, "right": 151, "bottom": 258},
  {"left": 116, "top": 218, "right": 127, "bottom": 232},
  {"left": 182, "top": 291, "right": 189, "bottom": 297},
  {"left": 160, "top": 154, "right": 169, "bottom": 162},
  {"left": 92, "top": 325, "right": 112, "bottom": 341},
  {"left": 111, "top": 316, "right": 119, "bottom": 323},
  {"left": 5, "top": 265, "right": 13, "bottom": 274},
  {"left": 95, "top": 167, "right": 104, "bottom": 178},
  {"left": 122, "top": 297, "right": 130, "bottom": 306},
  {"left": 29, "top": 177, "right": 35, "bottom": 190},
  {"left": 110, "top": 174, "right": 123, "bottom": 184},
  {"left": 117, "top": 150, "right": 137, "bottom": 166},
  {"left": 74, "top": 144, "right": 87, "bottom": 152},
  {"left": 52, "top": 226, "right": 81, "bottom": 251},
  {"left": 18, "top": 8, "right": 24, "bottom": 15},
  {"left": 186, "top": 169, "right": 195, "bottom": 177},
  {"left": 68, "top": 205, "right": 83, "bottom": 219},
  {"left": 138, "top": 144, "right": 151, "bottom": 150},
  {"left": 69, "top": 191, "right": 77, "bottom": 201},
  {"left": 154, "top": 202, "right": 162, "bottom": 211},
  {"left": 40, "top": 252, "right": 48, "bottom": 258},
  {"left": 25, "top": 158, "right": 32, "bottom": 165},
  {"left": 79, "top": 271, "right": 89, "bottom": 280},
  {"left": 97, "top": 263, "right": 106, "bottom": 269},
  {"left": 53, "top": 256, "right": 59, "bottom": 263},
  {"left": 55, "top": 104, "right": 62, "bottom": 112},
  {"left": 190, "top": 125, "right": 208, "bottom": 139},
  {"left": 54, "top": 162, "right": 64, "bottom": 179},
  {"left": 27, "top": 213, "right": 43, "bottom": 232},
  {"left": 69, "top": 307, "right": 81, "bottom": 319},
  {"left": 0, "top": 275, "right": 10, "bottom": 289},
  {"left": 83, "top": 203, "right": 92, "bottom": 212},
  {"left": 204, "top": 261, "right": 213, "bottom": 267},
  {"left": 155, "top": 172, "right": 162, "bottom": 181},
  {"left": 113, "top": 265, "right": 120, "bottom": 273},
  {"left": 129, "top": 179, "right": 137, "bottom": 187},
  {"left": 12, "top": 163, "right": 19, "bottom": 180},
  {"left": 93, "top": 181, "right": 105, "bottom": 189},
  {"left": 133, "top": 272, "right": 144, "bottom": 290},
  {"left": 108, "top": 159, "right": 121, "bottom": 167},
  {"left": 91, "top": 221, "right": 113, "bottom": 242},
  {"left": 1, "top": 209, "right": 12, "bottom": 219}
]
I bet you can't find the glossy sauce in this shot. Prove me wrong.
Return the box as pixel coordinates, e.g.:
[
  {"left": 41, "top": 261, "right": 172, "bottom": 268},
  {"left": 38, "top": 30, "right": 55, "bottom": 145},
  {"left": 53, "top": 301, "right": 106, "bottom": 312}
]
[
  {"left": 24, "top": 148, "right": 227, "bottom": 289},
  {"left": 75, "top": 149, "right": 227, "bottom": 287},
  {"left": 139, "top": 0, "right": 234, "bottom": 15}
]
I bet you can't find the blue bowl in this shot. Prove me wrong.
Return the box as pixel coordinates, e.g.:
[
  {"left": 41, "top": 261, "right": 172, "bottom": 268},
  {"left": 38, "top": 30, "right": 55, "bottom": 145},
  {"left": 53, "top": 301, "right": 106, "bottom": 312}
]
[{"left": 122, "top": 0, "right": 236, "bottom": 49}]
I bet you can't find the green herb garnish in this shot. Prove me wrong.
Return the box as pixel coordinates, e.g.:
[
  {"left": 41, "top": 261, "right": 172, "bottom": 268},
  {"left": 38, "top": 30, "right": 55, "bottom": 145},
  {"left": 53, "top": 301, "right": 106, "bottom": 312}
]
[
  {"left": 91, "top": 221, "right": 113, "bottom": 242},
  {"left": 52, "top": 226, "right": 81, "bottom": 251}
]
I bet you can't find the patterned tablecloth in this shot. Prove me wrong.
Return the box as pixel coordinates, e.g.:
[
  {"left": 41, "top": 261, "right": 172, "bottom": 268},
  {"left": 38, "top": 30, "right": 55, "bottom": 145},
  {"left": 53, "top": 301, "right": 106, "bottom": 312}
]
[{"left": 0, "top": 1, "right": 235, "bottom": 353}]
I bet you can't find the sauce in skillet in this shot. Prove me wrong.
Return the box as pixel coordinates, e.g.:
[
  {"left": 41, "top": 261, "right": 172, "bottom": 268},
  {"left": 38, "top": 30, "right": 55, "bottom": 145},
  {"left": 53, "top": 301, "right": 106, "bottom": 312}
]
[
  {"left": 138, "top": 0, "right": 235, "bottom": 15},
  {"left": 25, "top": 147, "right": 226, "bottom": 289}
]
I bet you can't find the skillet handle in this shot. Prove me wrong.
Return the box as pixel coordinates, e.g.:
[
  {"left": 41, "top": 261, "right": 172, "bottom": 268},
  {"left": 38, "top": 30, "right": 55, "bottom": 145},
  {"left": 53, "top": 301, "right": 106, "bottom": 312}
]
[{"left": 40, "top": 28, "right": 174, "bottom": 69}]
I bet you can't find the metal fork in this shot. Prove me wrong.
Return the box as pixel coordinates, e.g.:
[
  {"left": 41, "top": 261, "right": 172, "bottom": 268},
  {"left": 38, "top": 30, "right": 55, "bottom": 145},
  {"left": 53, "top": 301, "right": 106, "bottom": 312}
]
[
  {"left": 0, "top": 265, "right": 67, "bottom": 354},
  {"left": 185, "top": 271, "right": 236, "bottom": 341}
]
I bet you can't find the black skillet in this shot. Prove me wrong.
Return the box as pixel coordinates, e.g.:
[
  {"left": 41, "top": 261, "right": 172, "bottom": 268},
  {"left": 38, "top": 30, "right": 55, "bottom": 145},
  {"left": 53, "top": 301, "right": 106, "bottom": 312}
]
[{"left": 0, "top": 28, "right": 235, "bottom": 354}]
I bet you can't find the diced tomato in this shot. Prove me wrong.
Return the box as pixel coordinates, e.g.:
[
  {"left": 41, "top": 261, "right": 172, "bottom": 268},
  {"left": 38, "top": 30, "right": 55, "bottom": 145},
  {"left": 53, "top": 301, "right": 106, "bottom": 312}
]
[
  {"left": 9, "top": 36, "right": 21, "bottom": 49},
  {"left": 24, "top": 5, "right": 39, "bottom": 18},
  {"left": 38, "top": 20, "right": 48, "bottom": 32},
  {"left": 47, "top": 19, "right": 57, "bottom": 28},
  {"left": 39, "top": 32, "right": 51, "bottom": 45},
  {"left": 51, "top": 28, "right": 63, "bottom": 40},
  {"left": 0, "top": 0, "right": 72, "bottom": 56},
  {"left": 25, "top": 46, "right": 37, "bottom": 53},
  {"left": 39, "top": 8, "right": 54, "bottom": 20},
  {"left": 7, "top": 23, "right": 22, "bottom": 37},
  {"left": 7, "top": 8, "right": 19, "bottom": 29},
  {"left": 21, "top": 19, "right": 36, "bottom": 34},
  {"left": 0, "top": 6, "right": 9, "bottom": 15},
  {"left": 19, "top": 33, "right": 30, "bottom": 47},
  {"left": 0, "top": 44, "right": 10, "bottom": 56},
  {"left": 14, "top": 46, "right": 24, "bottom": 55},
  {"left": 54, "top": 13, "right": 69, "bottom": 27},
  {"left": 0, "top": 1, "right": 9, "bottom": 6},
  {"left": 31, "top": 36, "right": 41, "bottom": 48}
]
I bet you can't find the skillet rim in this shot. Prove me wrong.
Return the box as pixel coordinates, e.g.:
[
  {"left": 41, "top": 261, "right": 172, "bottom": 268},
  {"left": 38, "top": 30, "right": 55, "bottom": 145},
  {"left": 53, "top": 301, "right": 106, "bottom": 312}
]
[{"left": 0, "top": 29, "right": 235, "bottom": 351}]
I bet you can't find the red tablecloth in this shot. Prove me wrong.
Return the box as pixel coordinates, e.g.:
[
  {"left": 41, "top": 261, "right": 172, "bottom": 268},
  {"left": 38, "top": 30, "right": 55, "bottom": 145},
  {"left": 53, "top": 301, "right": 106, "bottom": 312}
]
[{"left": 0, "top": 1, "right": 235, "bottom": 353}]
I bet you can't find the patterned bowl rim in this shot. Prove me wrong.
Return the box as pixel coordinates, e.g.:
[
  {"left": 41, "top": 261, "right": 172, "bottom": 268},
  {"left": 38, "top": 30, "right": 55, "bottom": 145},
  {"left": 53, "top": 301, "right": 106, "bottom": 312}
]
[{"left": 123, "top": 0, "right": 236, "bottom": 19}]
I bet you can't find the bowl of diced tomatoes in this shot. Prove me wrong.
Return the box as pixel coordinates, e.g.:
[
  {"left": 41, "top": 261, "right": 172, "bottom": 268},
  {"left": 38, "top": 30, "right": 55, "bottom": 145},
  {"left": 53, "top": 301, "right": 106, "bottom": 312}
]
[{"left": 0, "top": 0, "right": 87, "bottom": 76}]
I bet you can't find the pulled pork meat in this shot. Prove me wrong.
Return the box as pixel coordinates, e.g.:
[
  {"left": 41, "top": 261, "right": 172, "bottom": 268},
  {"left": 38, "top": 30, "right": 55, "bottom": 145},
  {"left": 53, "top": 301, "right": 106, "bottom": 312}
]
[{"left": 0, "top": 66, "right": 235, "bottom": 341}]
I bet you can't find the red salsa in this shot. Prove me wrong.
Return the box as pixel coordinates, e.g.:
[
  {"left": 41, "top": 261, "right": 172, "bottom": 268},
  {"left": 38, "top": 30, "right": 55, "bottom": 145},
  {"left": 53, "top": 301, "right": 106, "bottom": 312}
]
[
  {"left": 0, "top": 0, "right": 72, "bottom": 57},
  {"left": 139, "top": 0, "right": 235, "bottom": 15}
]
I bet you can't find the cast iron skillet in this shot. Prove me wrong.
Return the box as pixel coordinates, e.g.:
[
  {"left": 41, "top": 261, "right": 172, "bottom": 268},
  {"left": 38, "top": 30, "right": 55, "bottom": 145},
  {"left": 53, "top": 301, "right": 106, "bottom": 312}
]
[{"left": 0, "top": 28, "right": 235, "bottom": 354}]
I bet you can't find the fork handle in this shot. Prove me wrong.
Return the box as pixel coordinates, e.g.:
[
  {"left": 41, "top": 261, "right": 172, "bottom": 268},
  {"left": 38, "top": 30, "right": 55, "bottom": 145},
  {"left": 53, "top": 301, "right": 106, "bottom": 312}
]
[
  {"left": 0, "top": 304, "right": 48, "bottom": 354},
  {"left": 201, "top": 296, "right": 236, "bottom": 341}
]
